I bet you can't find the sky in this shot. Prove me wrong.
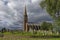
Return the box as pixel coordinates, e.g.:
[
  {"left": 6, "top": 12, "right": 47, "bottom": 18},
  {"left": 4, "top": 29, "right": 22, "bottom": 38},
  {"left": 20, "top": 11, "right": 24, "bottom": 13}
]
[{"left": 0, "top": 0, "right": 52, "bottom": 29}]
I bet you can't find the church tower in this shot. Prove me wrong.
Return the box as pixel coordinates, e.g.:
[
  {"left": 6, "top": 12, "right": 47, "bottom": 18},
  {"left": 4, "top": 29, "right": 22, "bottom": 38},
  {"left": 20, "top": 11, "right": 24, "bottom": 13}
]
[{"left": 24, "top": 6, "right": 28, "bottom": 32}]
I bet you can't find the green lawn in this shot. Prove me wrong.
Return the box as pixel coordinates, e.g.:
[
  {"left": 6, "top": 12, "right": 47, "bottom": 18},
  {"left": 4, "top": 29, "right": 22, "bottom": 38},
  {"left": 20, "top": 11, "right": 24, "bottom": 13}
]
[{"left": 0, "top": 32, "right": 60, "bottom": 40}]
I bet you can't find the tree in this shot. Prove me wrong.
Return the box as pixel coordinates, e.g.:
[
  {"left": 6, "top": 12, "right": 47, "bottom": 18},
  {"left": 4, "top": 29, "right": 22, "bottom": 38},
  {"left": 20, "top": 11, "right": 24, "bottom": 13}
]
[
  {"left": 1, "top": 28, "right": 7, "bottom": 33},
  {"left": 40, "top": 0, "right": 60, "bottom": 26},
  {"left": 41, "top": 22, "right": 53, "bottom": 31},
  {"left": 41, "top": 22, "right": 53, "bottom": 35}
]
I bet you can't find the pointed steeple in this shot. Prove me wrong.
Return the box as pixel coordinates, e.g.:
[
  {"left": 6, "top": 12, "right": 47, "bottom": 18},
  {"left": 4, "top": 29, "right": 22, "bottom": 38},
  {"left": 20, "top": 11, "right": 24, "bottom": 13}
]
[
  {"left": 24, "top": 5, "right": 28, "bottom": 21},
  {"left": 24, "top": 5, "right": 28, "bottom": 31},
  {"left": 24, "top": 5, "right": 27, "bottom": 16}
]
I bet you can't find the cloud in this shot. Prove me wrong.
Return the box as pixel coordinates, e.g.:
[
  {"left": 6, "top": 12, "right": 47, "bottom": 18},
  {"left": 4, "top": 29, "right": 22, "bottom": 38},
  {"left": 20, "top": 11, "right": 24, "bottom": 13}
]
[
  {"left": 0, "top": 0, "right": 21, "bottom": 27},
  {"left": 27, "top": 1, "right": 52, "bottom": 23},
  {"left": 0, "top": 0, "right": 52, "bottom": 28}
]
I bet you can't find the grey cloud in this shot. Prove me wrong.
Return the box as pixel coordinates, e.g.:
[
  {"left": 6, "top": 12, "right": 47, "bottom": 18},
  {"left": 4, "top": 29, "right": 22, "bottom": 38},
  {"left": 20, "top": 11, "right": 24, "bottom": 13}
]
[
  {"left": 27, "top": 2, "right": 52, "bottom": 23},
  {"left": 0, "top": 0, "right": 52, "bottom": 28}
]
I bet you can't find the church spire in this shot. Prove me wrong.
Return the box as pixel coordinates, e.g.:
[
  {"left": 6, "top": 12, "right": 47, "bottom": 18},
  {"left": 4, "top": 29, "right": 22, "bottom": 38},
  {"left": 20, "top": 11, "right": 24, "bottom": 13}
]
[
  {"left": 24, "top": 5, "right": 28, "bottom": 31},
  {"left": 24, "top": 5, "right": 27, "bottom": 15}
]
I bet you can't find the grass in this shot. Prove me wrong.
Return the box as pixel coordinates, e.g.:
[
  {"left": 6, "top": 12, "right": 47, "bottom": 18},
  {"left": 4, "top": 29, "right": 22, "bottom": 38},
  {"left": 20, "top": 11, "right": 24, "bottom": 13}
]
[
  {"left": 0, "top": 32, "right": 60, "bottom": 40},
  {"left": 0, "top": 37, "right": 60, "bottom": 40}
]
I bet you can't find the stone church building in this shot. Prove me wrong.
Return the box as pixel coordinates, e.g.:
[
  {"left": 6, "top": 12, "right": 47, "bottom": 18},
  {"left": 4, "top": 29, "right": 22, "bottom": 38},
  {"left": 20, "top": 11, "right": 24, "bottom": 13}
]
[{"left": 23, "top": 6, "right": 40, "bottom": 32}]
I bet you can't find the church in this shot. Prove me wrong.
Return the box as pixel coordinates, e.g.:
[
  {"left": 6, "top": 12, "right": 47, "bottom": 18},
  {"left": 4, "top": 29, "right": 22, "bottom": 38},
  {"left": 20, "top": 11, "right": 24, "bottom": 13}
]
[{"left": 23, "top": 6, "right": 41, "bottom": 32}]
